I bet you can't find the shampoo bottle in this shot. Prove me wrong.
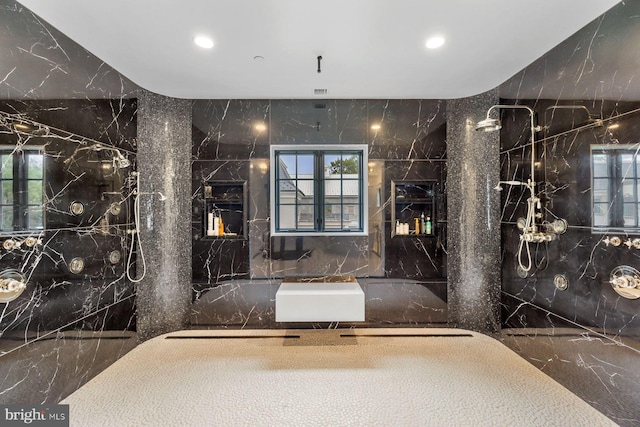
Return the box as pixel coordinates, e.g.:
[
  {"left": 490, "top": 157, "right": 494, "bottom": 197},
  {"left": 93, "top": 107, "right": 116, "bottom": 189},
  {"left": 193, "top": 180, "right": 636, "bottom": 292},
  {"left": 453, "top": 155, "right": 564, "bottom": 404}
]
[
  {"left": 420, "top": 213, "right": 426, "bottom": 234},
  {"left": 426, "top": 216, "right": 432, "bottom": 235}
]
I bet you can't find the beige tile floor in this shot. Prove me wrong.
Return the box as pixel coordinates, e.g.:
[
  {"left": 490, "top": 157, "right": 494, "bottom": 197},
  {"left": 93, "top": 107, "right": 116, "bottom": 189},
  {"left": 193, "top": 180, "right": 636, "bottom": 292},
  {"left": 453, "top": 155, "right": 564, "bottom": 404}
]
[{"left": 62, "top": 328, "right": 616, "bottom": 426}]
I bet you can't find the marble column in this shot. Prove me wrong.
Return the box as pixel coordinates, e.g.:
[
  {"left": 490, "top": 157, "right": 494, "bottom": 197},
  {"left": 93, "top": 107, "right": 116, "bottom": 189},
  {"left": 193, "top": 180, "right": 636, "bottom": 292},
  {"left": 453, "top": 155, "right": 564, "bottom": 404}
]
[
  {"left": 136, "top": 90, "right": 192, "bottom": 341},
  {"left": 446, "top": 90, "right": 501, "bottom": 335}
]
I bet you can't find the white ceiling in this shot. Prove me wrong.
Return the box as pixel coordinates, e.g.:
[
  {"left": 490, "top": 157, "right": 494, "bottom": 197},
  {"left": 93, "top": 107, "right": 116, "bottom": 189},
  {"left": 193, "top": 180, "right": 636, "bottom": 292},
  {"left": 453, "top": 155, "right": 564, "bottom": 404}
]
[{"left": 18, "top": 0, "right": 620, "bottom": 100}]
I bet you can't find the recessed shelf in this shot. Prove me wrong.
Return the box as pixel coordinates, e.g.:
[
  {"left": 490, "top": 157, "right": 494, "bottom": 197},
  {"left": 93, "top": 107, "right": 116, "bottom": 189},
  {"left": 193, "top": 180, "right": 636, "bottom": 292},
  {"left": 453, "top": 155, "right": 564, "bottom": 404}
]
[
  {"left": 202, "top": 181, "right": 247, "bottom": 240},
  {"left": 391, "top": 180, "right": 437, "bottom": 238}
]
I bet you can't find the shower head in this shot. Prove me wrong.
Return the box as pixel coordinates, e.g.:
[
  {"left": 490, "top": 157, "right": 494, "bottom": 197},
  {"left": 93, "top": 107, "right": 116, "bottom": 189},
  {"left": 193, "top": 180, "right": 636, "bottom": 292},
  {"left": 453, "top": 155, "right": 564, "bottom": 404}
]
[
  {"left": 113, "top": 153, "right": 131, "bottom": 169},
  {"left": 476, "top": 117, "right": 502, "bottom": 132}
]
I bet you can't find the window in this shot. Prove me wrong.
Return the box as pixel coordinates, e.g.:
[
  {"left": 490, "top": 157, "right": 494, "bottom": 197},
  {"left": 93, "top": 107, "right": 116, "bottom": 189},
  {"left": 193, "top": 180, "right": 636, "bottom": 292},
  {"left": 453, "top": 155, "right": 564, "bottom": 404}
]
[
  {"left": 591, "top": 145, "right": 640, "bottom": 233},
  {"left": 270, "top": 145, "right": 368, "bottom": 236},
  {"left": 0, "top": 148, "right": 45, "bottom": 231}
]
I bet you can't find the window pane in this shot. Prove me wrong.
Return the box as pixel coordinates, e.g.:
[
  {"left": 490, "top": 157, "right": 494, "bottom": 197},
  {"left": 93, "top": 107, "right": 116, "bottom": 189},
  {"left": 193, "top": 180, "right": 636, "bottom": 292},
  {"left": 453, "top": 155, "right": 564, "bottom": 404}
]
[
  {"left": 341, "top": 154, "right": 360, "bottom": 175},
  {"left": 325, "top": 153, "right": 360, "bottom": 176},
  {"left": 592, "top": 154, "right": 609, "bottom": 177},
  {"left": 295, "top": 179, "right": 314, "bottom": 197},
  {"left": 344, "top": 204, "right": 361, "bottom": 229},
  {"left": 278, "top": 181, "right": 297, "bottom": 202},
  {"left": 1, "top": 155, "right": 12, "bottom": 178},
  {"left": 296, "top": 154, "right": 314, "bottom": 176},
  {"left": 593, "top": 203, "right": 609, "bottom": 227},
  {"left": 27, "top": 154, "right": 44, "bottom": 179},
  {"left": 324, "top": 154, "right": 341, "bottom": 176},
  {"left": 277, "top": 204, "right": 297, "bottom": 229},
  {"left": 27, "top": 207, "right": 43, "bottom": 229},
  {"left": 624, "top": 203, "right": 637, "bottom": 227},
  {"left": 623, "top": 180, "right": 635, "bottom": 202},
  {"left": 2, "top": 180, "right": 13, "bottom": 204},
  {"left": 297, "top": 204, "right": 315, "bottom": 225},
  {"left": 1, "top": 206, "right": 12, "bottom": 230},
  {"left": 278, "top": 155, "right": 297, "bottom": 178},
  {"left": 28, "top": 180, "right": 43, "bottom": 204},
  {"left": 324, "top": 178, "right": 342, "bottom": 200},
  {"left": 342, "top": 179, "right": 360, "bottom": 200},
  {"left": 621, "top": 154, "right": 634, "bottom": 178}
]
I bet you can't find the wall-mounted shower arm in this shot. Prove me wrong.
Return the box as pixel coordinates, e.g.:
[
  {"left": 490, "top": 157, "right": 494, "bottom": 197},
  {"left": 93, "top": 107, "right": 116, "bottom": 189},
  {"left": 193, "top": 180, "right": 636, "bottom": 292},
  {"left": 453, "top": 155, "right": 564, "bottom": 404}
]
[
  {"left": 0, "top": 111, "right": 136, "bottom": 155},
  {"left": 543, "top": 105, "right": 603, "bottom": 132},
  {"left": 478, "top": 105, "right": 541, "bottom": 191}
]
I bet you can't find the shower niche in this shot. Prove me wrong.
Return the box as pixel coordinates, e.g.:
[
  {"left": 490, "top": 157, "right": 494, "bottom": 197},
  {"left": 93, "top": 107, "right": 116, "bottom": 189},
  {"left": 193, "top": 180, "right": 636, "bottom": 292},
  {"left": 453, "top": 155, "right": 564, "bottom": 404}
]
[
  {"left": 391, "top": 180, "right": 437, "bottom": 237},
  {"left": 201, "top": 181, "right": 247, "bottom": 240}
]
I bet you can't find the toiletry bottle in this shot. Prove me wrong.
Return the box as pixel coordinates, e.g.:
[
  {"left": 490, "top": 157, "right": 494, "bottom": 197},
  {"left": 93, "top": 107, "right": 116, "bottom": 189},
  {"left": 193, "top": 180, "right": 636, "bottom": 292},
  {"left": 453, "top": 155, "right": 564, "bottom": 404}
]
[
  {"left": 219, "top": 216, "right": 224, "bottom": 236},
  {"left": 415, "top": 218, "right": 420, "bottom": 235},
  {"left": 426, "top": 216, "right": 432, "bottom": 235},
  {"left": 395, "top": 220, "right": 400, "bottom": 235},
  {"left": 207, "top": 211, "right": 215, "bottom": 236},
  {"left": 213, "top": 213, "right": 219, "bottom": 236},
  {"left": 420, "top": 213, "right": 426, "bottom": 234}
]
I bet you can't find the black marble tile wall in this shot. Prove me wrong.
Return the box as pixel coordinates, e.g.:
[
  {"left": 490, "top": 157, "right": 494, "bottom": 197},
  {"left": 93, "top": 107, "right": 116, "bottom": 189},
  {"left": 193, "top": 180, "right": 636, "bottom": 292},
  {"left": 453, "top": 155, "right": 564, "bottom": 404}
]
[
  {"left": 191, "top": 278, "right": 447, "bottom": 329},
  {"left": 191, "top": 99, "right": 447, "bottom": 326},
  {"left": 0, "top": 0, "right": 139, "bottom": 405},
  {"left": 0, "top": 100, "right": 138, "bottom": 403},
  {"left": 497, "top": 2, "right": 640, "bottom": 425}
]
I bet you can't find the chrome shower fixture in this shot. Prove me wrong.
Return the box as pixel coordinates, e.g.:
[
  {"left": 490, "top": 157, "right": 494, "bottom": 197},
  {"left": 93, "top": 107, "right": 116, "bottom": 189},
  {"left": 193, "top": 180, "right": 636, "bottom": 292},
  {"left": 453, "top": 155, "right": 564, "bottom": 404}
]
[
  {"left": 64, "top": 143, "right": 131, "bottom": 169},
  {"left": 477, "top": 104, "right": 566, "bottom": 274},
  {"left": 0, "top": 269, "right": 27, "bottom": 303},
  {"left": 476, "top": 117, "right": 502, "bottom": 132},
  {"left": 494, "top": 180, "right": 527, "bottom": 191},
  {"left": 544, "top": 105, "right": 603, "bottom": 131}
]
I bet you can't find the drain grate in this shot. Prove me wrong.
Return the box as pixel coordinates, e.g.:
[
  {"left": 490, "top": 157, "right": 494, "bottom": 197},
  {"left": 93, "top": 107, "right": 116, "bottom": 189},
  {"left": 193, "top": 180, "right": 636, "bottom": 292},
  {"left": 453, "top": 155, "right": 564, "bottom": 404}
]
[{"left": 165, "top": 335, "right": 300, "bottom": 340}]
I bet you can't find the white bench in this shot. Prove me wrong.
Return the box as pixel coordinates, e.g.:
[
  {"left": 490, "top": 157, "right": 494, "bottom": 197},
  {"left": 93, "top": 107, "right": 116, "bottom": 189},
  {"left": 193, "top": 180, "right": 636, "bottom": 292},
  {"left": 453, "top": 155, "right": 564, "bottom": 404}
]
[{"left": 275, "top": 279, "right": 365, "bottom": 322}]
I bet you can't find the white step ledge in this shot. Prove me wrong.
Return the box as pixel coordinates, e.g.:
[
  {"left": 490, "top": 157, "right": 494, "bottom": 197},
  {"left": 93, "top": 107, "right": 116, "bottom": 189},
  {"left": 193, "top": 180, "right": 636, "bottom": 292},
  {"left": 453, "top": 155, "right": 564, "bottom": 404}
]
[{"left": 275, "top": 280, "right": 365, "bottom": 322}]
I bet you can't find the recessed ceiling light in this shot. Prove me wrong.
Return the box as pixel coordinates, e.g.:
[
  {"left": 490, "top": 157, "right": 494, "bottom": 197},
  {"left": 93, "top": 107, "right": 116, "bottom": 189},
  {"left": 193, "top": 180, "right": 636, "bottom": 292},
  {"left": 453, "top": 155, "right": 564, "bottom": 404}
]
[
  {"left": 194, "top": 36, "right": 214, "bottom": 49},
  {"left": 254, "top": 122, "right": 267, "bottom": 132},
  {"left": 607, "top": 123, "right": 620, "bottom": 130},
  {"left": 371, "top": 124, "right": 381, "bottom": 130},
  {"left": 425, "top": 36, "right": 445, "bottom": 49}
]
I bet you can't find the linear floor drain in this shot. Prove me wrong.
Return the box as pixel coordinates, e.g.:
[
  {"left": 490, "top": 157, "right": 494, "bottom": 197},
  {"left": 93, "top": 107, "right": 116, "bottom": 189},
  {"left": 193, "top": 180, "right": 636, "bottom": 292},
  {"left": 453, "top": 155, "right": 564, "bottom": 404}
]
[
  {"left": 340, "top": 334, "right": 473, "bottom": 338},
  {"left": 165, "top": 335, "right": 300, "bottom": 340}
]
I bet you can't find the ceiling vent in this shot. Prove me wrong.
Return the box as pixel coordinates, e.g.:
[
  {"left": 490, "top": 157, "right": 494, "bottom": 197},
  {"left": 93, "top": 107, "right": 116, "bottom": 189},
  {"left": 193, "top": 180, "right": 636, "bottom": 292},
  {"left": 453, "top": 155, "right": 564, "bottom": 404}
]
[
  {"left": 314, "top": 89, "right": 328, "bottom": 95},
  {"left": 313, "top": 102, "right": 327, "bottom": 109}
]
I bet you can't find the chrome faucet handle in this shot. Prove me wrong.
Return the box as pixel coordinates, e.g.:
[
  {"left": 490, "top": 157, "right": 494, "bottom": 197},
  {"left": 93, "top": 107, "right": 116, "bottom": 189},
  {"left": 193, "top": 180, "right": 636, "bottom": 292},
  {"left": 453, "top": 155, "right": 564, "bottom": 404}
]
[
  {"left": 632, "top": 238, "right": 640, "bottom": 249},
  {"left": 625, "top": 239, "right": 634, "bottom": 248},
  {"left": 610, "top": 236, "right": 622, "bottom": 247},
  {"left": 603, "top": 236, "right": 611, "bottom": 246}
]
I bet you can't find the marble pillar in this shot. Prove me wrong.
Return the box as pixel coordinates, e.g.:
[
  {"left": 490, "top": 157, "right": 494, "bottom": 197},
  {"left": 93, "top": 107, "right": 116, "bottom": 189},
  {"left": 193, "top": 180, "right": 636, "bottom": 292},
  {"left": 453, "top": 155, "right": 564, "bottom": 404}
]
[
  {"left": 136, "top": 90, "right": 192, "bottom": 340},
  {"left": 446, "top": 90, "right": 501, "bottom": 335}
]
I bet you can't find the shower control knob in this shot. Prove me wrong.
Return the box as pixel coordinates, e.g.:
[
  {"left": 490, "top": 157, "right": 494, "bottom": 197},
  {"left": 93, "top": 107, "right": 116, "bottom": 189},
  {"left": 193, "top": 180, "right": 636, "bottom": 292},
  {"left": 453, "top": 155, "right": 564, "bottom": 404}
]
[
  {"left": 609, "top": 236, "right": 622, "bottom": 247},
  {"left": 632, "top": 238, "right": 640, "bottom": 250},
  {"left": 625, "top": 239, "right": 634, "bottom": 248}
]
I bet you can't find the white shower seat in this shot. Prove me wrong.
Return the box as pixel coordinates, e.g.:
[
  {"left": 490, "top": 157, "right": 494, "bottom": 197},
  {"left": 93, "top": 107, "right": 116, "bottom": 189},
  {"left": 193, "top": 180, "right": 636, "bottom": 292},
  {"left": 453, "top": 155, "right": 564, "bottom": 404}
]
[{"left": 275, "top": 278, "right": 365, "bottom": 322}]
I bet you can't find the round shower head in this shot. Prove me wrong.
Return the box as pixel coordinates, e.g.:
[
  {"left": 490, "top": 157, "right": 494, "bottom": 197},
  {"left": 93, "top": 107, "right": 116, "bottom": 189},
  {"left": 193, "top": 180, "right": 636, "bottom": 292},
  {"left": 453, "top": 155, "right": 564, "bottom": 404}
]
[{"left": 475, "top": 117, "right": 502, "bottom": 132}]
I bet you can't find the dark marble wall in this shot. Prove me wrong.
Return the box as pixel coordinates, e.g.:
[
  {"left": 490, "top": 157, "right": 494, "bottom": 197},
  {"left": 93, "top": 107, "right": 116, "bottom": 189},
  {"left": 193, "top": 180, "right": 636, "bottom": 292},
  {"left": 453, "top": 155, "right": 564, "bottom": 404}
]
[
  {"left": 0, "top": 1, "right": 139, "bottom": 404},
  {"left": 191, "top": 99, "right": 448, "bottom": 327},
  {"left": 497, "top": 2, "right": 640, "bottom": 425}
]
